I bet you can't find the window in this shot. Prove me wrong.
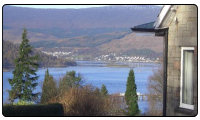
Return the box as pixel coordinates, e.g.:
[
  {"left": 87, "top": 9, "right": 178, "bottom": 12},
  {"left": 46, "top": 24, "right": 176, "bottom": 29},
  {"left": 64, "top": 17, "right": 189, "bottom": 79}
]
[{"left": 180, "top": 47, "right": 194, "bottom": 110}]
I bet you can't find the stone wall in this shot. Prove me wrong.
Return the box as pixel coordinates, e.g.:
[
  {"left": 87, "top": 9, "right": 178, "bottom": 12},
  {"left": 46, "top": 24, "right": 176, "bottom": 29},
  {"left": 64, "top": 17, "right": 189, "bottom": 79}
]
[{"left": 160, "top": 5, "right": 197, "bottom": 116}]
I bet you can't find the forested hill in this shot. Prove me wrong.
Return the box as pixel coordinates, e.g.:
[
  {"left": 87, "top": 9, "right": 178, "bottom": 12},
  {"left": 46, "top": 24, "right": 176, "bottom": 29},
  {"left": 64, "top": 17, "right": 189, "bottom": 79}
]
[
  {"left": 3, "top": 41, "right": 76, "bottom": 69},
  {"left": 3, "top": 5, "right": 161, "bottom": 31},
  {"left": 3, "top": 5, "right": 163, "bottom": 60},
  {"left": 3, "top": 5, "right": 161, "bottom": 43}
]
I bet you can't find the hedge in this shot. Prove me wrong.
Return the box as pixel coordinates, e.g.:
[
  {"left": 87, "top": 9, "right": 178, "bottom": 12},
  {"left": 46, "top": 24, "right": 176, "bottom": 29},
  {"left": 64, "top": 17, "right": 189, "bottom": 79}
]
[{"left": 3, "top": 103, "right": 64, "bottom": 116}]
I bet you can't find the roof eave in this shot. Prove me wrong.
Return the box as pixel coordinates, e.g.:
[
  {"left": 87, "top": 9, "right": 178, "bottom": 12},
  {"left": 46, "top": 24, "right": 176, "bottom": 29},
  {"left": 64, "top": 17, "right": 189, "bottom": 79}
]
[
  {"left": 154, "top": 5, "right": 171, "bottom": 28},
  {"left": 131, "top": 21, "right": 156, "bottom": 32},
  {"left": 131, "top": 28, "right": 156, "bottom": 32}
]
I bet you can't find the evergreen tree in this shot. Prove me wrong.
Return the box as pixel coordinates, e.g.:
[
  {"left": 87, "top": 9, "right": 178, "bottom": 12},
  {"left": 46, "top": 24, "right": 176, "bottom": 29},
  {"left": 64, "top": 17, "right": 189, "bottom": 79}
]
[
  {"left": 41, "top": 69, "right": 57, "bottom": 103},
  {"left": 101, "top": 84, "right": 108, "bottom": 96},
  {"left": 58, "top": 71, "right": 82, "bottom": 93},
  {"left": 8, "top": 29, "right": 39, "bottom": 103},
  {"left": 125, "top": 69, "right": 139, "bottom": 116}
]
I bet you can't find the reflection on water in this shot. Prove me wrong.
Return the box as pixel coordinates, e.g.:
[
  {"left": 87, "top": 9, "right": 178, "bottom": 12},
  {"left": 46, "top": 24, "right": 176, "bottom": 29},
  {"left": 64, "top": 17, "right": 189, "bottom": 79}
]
[{"left": 3, "top": 61, "right": 160, "bottom": 114}]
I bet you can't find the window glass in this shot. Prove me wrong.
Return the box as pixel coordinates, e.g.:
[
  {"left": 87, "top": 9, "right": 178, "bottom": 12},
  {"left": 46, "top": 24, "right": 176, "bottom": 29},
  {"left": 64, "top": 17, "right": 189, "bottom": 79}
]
[{"left": 182, "top": 50, "right": 194, "bottom": 105}]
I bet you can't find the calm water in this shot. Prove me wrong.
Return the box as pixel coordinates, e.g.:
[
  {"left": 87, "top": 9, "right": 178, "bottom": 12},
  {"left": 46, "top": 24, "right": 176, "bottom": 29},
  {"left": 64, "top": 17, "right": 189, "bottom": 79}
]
[{"left": 3, "top": 61, "right": 160, "bottom": 113}]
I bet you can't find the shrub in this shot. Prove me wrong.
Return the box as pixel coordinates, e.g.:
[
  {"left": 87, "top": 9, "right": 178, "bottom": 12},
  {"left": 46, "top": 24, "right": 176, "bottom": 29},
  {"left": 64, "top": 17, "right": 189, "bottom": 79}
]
[
  {"left": 147, "top": 68, "right": 163, "bottom": 116},
  {"left": 39, "top": 70, "right": 126, "bottom": 116},
  {"left": 49, "top": 85, "right": 109, "bottom": 116},
  {"left": 3, "top": 103, "right": 64, "bottom": 116},
  {"left": 107, "top": 93, "right": 127, "bottom": 116}
]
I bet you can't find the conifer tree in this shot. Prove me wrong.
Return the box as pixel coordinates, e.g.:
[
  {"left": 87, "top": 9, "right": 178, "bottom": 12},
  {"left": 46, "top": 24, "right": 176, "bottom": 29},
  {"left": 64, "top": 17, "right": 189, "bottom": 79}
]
[
  {"left": 58, "top": 71, "right": 82, "bottom": 93},
  {"left": 125, "top": 69, "right": 139, "bottom": 116},
  {"left": 101, "top": 84, "right": 108, "bottom": 96},
  {"left": 8, "top": 29, "right": 39, "bottom": 103},
  {"left": 41, "top": 69, "right": 57, "bottom": 103}
]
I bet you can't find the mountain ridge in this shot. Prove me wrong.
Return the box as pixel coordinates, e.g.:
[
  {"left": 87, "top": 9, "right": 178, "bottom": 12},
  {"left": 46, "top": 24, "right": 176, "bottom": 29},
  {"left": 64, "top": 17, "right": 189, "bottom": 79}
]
[
  {"left": 3, "top": 5, "right": 161, "bottom": 30},
  {"left": 3, "top": 5, "right": 163, "bottom": 60}
]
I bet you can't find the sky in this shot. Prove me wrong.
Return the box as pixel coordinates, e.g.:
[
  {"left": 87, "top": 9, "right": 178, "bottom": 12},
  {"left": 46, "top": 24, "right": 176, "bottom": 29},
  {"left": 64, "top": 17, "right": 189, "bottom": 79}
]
[
  {"left": 12, "top": 5, "right": 110, "bottom": 9},
  {"left": 12, "top": 5, "right": 163, "bottom": 9}
]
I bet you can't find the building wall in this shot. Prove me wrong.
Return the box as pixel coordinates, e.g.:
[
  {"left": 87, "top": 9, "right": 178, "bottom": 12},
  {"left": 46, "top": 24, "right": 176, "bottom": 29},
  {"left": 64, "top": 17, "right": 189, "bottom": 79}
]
[{"left": 160, "top": 5, "right": 197, "bottom": 116}]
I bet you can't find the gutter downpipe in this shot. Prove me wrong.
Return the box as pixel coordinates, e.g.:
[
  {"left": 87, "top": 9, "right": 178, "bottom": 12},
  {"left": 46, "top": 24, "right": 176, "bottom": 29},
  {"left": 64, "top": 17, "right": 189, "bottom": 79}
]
[
  {"left": 131, "top": 27, "right": 168, "bottom": 116},
  {"left": 163, "top": 29, "right": 168, "bottom": 116},
  {"left": 155, "top": 28, "right": 168, "bottom": 116}
]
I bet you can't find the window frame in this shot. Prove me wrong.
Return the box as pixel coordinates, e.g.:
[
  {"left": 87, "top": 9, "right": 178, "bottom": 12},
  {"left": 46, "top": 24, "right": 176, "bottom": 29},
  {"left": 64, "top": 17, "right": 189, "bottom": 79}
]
[{"left": 179, "top": 47, "right": 194, "bottom": 110}]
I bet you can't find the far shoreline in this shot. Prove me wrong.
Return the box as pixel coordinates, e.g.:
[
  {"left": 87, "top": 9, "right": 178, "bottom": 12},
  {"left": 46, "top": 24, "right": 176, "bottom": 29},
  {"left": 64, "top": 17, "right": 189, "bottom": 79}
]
[{"left": 3, "top": 60, "right": 161, "bottom": 72}]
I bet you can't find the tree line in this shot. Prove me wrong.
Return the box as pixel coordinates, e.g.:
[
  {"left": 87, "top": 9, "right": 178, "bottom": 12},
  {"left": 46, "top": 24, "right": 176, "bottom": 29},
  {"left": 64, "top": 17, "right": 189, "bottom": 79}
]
[{"left": 3, "top": 40, "right": 76, "bottom": 69}]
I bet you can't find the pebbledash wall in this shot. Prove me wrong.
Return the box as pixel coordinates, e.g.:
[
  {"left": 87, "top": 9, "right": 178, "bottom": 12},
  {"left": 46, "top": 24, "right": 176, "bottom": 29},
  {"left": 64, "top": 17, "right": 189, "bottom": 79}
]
[{"left": 159, "top": 5, "right": 197, "bottom": 116}]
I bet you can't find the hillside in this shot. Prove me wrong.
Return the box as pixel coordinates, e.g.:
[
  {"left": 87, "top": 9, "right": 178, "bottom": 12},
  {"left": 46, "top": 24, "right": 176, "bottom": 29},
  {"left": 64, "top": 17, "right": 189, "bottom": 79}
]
[
  {"left": 3, "top": 5, "right": 161, "bottom": 31},
  {"left": 99, "top": 32, "right": 163, "bottom": 54},
  {"left": 3, "top": 41, "right": 76, "bottom": 68},
  {"left": 3, "top": 5, "right": 163, "bottom": 60},
  {"left": 3, "top": 5, "right": 161, "bottom": 43},
  {"left": 30, "top": 31, "right": 130, "bottom": 48}
]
